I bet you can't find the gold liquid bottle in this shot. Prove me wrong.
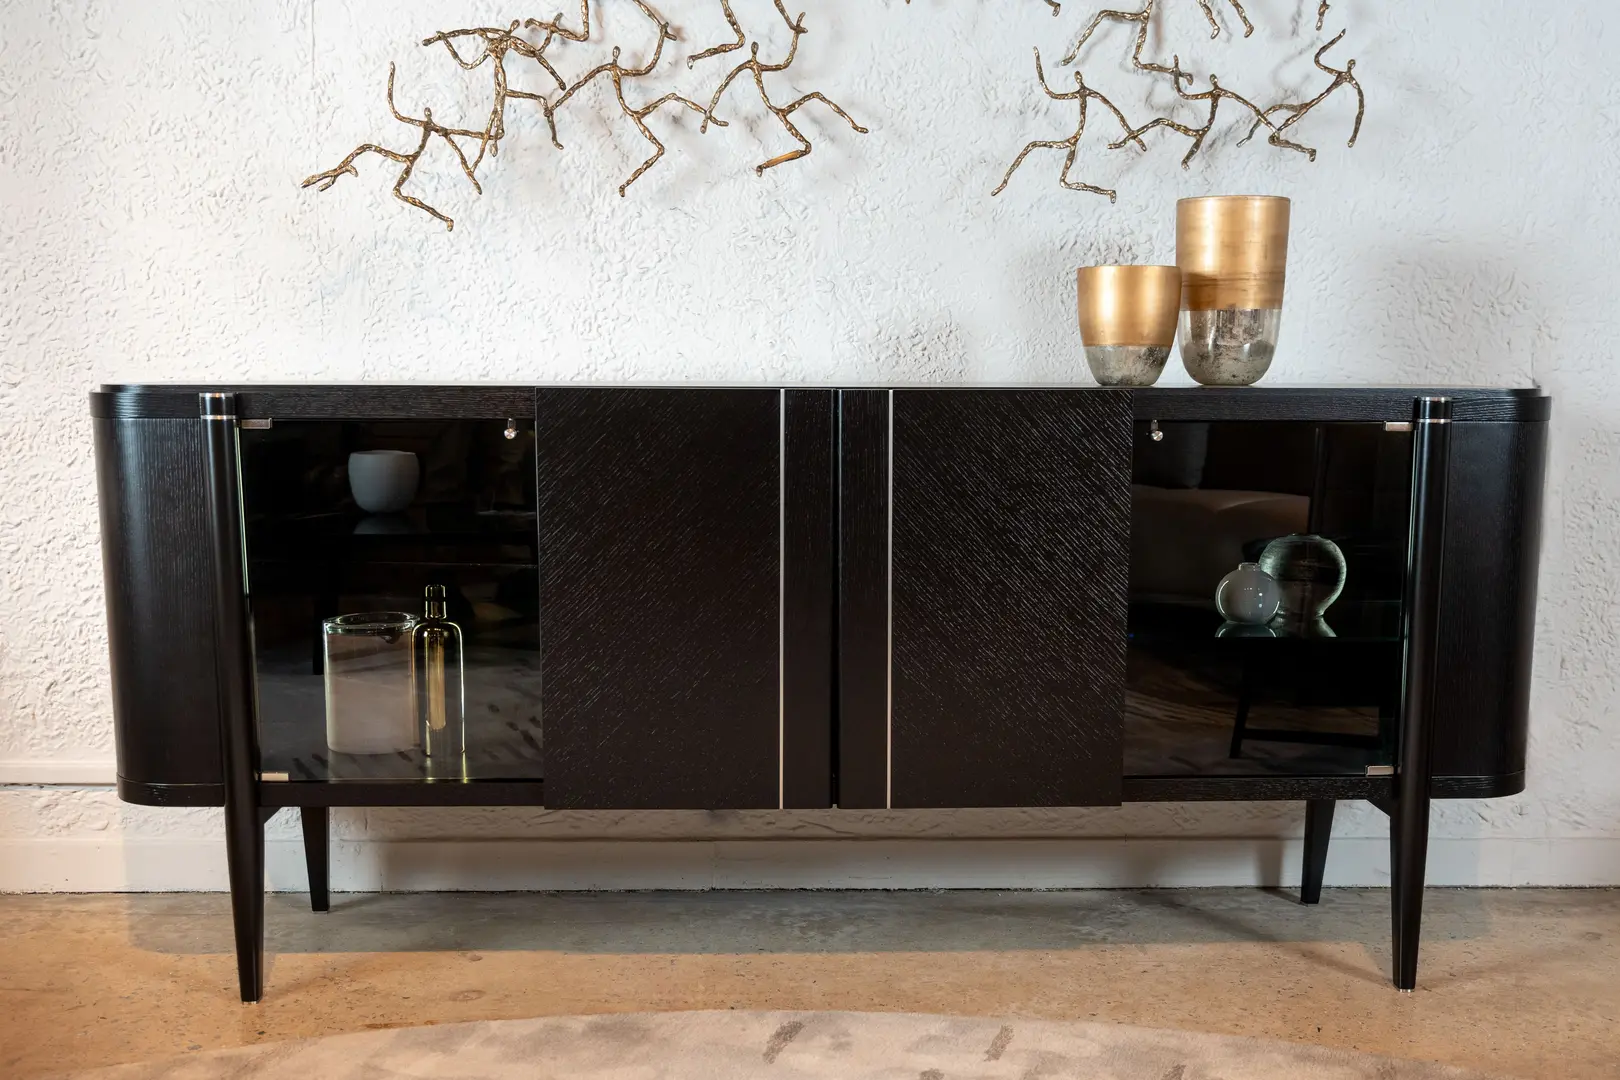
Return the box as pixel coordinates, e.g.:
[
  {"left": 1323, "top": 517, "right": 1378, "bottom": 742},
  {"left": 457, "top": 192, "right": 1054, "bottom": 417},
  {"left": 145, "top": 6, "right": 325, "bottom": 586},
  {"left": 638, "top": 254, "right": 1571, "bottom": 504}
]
[{"left": 414, "top": 585, "right": 466, "bottom": 779}]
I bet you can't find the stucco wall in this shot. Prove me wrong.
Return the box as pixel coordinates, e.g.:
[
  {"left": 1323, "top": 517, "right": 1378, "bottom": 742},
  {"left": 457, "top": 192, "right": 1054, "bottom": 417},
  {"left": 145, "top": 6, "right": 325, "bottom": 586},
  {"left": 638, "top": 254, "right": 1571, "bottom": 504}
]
[{"left": 2, "top": 0, "right": 1616, "bottom": 890}]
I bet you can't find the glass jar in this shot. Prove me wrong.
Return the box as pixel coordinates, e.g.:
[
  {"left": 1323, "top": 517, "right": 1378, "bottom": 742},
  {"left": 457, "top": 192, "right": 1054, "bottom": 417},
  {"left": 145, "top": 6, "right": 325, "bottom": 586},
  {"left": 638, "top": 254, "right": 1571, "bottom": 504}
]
[{"left": 322, "top": 612, "right": 419, "bottom": 755}]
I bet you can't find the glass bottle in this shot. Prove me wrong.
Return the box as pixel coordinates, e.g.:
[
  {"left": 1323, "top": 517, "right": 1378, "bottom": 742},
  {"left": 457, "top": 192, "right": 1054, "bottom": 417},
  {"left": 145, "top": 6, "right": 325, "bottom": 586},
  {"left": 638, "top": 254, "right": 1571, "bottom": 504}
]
[{"left": 414, "top": 585, "right": 466, "bottom": 778}]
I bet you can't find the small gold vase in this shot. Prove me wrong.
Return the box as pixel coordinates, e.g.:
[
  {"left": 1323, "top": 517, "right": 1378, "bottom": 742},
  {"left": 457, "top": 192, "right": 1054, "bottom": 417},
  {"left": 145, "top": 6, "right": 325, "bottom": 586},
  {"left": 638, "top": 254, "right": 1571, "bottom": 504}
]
[
  {"left": 1176, "top": 195, "right": 1291, "bottom": 386},
  {"left": 1076, "top": 265, "right": 1182, "bottom": 387}
]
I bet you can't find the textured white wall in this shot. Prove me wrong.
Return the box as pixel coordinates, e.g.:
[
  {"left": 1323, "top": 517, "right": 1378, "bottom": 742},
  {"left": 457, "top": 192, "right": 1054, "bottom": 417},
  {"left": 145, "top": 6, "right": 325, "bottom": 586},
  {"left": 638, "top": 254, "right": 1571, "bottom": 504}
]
[{"left": 2, "top": 0, "right": 1617, "bottom": 890}]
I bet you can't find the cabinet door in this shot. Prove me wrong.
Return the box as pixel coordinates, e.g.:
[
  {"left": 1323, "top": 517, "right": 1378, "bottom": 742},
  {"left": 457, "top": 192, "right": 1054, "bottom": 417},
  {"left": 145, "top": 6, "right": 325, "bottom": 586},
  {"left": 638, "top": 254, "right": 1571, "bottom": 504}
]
[
  {"left": 838, "top": 389, "right": 1132, "bottom": 808},
  {"left": 538, "top": 389, "right": 833, "bottom": 809}
]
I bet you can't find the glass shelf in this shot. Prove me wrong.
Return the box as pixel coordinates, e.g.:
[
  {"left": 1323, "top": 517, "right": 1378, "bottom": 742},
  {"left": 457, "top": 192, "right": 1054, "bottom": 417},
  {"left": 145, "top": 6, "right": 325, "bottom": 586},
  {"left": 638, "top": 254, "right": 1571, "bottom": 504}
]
[
  {"left": 247, "top": 506, "right": 538, "bottom": 568},
  {"left": 256, "top": 623, "right": 543, "bottom": 784},
  {"left": 1128, "top": 600, "right": 1404, "bottom": 645}
]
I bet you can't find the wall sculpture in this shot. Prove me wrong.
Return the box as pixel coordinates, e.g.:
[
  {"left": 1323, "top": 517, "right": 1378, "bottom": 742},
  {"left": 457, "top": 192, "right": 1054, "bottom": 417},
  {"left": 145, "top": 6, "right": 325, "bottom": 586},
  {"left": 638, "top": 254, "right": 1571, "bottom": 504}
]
[
  {"left": 993, "top": 0, "right": 1365, "bottom": 202},
  {"left": 303, "top": 0, "right": 866, "bottom": 229}
]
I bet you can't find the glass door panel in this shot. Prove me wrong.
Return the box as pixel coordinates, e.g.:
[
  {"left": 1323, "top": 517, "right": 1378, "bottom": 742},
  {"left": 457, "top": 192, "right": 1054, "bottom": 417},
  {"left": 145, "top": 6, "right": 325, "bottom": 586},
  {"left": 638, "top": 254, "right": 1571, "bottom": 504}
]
[
  {"left": 240, "top": 419, "right": 540, "bottom": 784},
  {"left": 1125, "top": 420, "right": 1412, "bottom": 778}
]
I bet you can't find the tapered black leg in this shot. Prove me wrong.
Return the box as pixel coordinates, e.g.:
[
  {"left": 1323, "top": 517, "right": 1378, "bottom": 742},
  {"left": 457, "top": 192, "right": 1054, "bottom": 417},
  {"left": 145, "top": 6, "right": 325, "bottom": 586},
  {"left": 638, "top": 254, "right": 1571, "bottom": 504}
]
[
  {"left": 1229, "top": 665, "right": 1254, "bottom": 758},
  {"left": 1392, "top": 792, "right": 1430, "bottom": 990},
  {"left": 1300, "top": 799, "right": 1335, "bottom": 905},
  {"left": 1389, "top": 823, "right": 1404, "bottom": 969},
  {"left": 203, "top": 392, "right": 266, "bottom": 1003},
  {"left": 1388, "top": 396, "right": 1452, "bottom": 992},
  {"left": 224, "top": 801, "right": 265, "bottom": 1001},
  {"left": 301, "top": 806, "right": 330, "bottom": 913}
]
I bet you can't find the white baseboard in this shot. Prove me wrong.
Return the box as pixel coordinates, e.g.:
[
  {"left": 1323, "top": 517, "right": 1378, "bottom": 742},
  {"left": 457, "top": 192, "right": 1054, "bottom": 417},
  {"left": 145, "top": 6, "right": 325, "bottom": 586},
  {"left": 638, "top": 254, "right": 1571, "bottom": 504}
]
[
  {"left": 0, "top": 761, "right": 118, "bottom": 785},
  {"left": 3, "top": 836, "right": 1619, "bottom": 892}
]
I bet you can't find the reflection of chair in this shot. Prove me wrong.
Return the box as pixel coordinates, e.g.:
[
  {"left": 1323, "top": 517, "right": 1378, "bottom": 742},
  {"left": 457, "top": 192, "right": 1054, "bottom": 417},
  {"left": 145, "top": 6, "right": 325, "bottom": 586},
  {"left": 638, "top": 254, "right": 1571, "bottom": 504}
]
[
  {"left": 1131, "top": 485, "right": 1308, "bottom": 606},
  {"left": 1226, "top": 650, "right": 1388, "bottom": 759}
]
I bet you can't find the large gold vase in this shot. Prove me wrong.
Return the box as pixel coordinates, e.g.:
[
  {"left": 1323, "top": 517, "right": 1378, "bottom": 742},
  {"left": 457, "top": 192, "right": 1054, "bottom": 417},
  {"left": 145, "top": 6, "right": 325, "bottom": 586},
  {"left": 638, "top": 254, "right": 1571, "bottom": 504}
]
[
  {"left": 1076, "top": 265, "right": 1182, "bottom": 386},
  {"left": 1176, "top": 196, "right": 1291, "bottom": 386}
]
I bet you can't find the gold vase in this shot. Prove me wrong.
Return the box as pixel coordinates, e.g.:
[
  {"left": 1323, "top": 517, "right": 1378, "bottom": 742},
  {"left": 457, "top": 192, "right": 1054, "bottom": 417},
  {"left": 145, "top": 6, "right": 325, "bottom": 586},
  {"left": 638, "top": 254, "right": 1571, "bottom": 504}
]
[
  {"left": 1076, "top": 265, "right": 1182, "bottom": 387},
  {"left": 1176, "top": 196, "right": 1291, "bottom": 386}
]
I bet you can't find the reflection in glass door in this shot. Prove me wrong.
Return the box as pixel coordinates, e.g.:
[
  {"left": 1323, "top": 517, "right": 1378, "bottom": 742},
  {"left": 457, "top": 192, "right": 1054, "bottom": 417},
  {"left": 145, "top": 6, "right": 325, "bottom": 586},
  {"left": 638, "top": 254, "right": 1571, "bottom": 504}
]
[
  {"left": 240, "top": 419, "right": 541, "bottom": 784},
  {"left": 1125, "top": 421, "right": 1414, "bottom": 778}
]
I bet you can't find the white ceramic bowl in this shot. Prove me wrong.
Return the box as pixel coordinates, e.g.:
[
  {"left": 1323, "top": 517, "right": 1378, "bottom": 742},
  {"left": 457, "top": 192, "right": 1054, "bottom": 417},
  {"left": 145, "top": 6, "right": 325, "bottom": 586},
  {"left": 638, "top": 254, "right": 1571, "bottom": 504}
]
[{"left": 348, "top": 450, "right": 420, "bottom": 514}]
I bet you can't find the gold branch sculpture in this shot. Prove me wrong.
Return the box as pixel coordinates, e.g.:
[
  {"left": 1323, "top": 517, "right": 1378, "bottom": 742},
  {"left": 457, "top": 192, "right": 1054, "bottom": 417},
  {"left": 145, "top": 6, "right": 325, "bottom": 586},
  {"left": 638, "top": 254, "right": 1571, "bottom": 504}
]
[
  {"left": 418, "top": 16, "right": 576, "bottom": 175},
  {"left": 1239, "top": 30, "right": 1364, "bottom": 159},
  {"left": 906, "top": 0, "right": 1062, "bottom": 11},
  {"left": 992, "top": 49, "right": 1144, "bottom": 203},
  {"left": 301, "top": 5, "right": 599, "bottom": 229},
  {"left": 689, "top": 0, "right": 804, "bottom": 66},
  {"left": 1196, "top": 0, "right": 1251, "bottom": 39},
  {"left": 303, "top": 0, "right": 868, "bottom": 227},
  {"left": 991, "top": 0, "right": 1366, "bottom": 201},
  {"left": 1061, "top": 1, "right": 1181, "bottom": 73},
  {"left": 693, "top": 1, "right": 868, "bottom": 176},
  {"left": 1109, "top": 56, "right": 1273, "bottom": 168},
  {"left": 301, "top": 65, "right": 490, "bottom": 230},
  {"left": 542, "top": 0, "right": 714, "bottom": 196}
]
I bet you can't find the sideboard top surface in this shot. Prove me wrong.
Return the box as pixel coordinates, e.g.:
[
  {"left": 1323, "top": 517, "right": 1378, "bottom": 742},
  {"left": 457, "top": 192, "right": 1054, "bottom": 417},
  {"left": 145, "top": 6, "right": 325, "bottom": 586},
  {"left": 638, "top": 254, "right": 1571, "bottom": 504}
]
[{"left": 91, "top": 384, "right": 1550, "bottom": 423}]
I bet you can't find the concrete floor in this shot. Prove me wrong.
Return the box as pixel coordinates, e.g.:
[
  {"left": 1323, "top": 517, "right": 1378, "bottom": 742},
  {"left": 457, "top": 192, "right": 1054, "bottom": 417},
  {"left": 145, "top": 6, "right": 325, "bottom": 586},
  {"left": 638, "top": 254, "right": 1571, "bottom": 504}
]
[{"left": 1, "top": 889, "right": 1616, "bottom": 1080}]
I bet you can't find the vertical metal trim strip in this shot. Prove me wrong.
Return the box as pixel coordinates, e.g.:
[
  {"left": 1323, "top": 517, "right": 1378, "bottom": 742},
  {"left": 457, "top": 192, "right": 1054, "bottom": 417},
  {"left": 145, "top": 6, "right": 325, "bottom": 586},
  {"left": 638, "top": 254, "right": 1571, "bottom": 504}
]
[{"left": 886, "top": 389, "right": 894, "bottom": 809}]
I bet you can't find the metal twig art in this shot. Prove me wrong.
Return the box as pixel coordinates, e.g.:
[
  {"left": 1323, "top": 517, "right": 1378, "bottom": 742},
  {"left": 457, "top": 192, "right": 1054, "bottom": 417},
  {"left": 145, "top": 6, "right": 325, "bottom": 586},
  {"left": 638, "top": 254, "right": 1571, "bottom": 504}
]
[
  {"left": 1239, "top": 31, "right": 1364, "bottom": 160},
  {"left": 1195, "top": 0, "right": 1251, "bottom": 39},
  {"left": 694, "top": 1, "right": 868, "bottom": 175},
  {"left": 302, "top": 65, "right": 488, "bottom": 231},
  {"left": 993, "top": 49, "right": 1144, "bottom": 203},
  {"left": 302, "top": 0, "right": 865, "bottom": 229},
  {"left": 541, "top": 0, "right": 710, "bottom": 197},
  {"left": 994, "top": 0, "right": 1365, "bottom": 202},
  {"left": 906, "top": 0, "right": 1062, "bottom": 11}
]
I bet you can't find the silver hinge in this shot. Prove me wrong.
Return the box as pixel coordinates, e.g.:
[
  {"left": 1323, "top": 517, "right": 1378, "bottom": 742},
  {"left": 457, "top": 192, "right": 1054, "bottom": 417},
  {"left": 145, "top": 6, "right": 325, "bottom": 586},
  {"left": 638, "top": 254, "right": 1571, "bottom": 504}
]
[
  {"left": 240, "top": 418, "right": 273, "bottom": 430},
  {"left": 1366, "top": 765, "right": 1395, "bottom": 777},
  {"left": 1384, "top": 422, "right": 1412, "bottom": 433},
  {"left": 261, "top": 771, "right": 290, "bottom": 782}
]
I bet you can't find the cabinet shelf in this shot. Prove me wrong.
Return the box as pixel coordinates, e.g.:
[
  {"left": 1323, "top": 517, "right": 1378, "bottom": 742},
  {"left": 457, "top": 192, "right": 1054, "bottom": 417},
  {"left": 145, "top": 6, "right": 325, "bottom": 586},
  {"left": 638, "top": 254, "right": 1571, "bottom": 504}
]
[
  {"left": 1128, "top": 600, "right": 1404, "bottom": 645},
  {"left": 247, "top": 508, "right": 538, "bottom": 569},
  {"left": 256, "top": 642, "right": 543, "bottom": 785}
]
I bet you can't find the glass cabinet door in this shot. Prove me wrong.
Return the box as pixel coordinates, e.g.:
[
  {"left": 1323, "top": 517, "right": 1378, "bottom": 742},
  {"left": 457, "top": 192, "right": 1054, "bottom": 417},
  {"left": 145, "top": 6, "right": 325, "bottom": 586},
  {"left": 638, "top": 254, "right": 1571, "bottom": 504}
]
[
  {"left": 240, "top": 419, "right": 540, "bottom": 785},
  {"left": 1125, "top": 420, "right": 1413, "bottom": 778}
]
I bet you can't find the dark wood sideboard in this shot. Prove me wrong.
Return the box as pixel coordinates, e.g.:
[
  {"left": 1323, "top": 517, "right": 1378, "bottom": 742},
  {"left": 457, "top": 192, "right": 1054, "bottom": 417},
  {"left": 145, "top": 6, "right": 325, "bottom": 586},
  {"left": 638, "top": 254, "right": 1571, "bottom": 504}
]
[{"left": 91, "top": 384, "right": 1548, "bottom": 1001}]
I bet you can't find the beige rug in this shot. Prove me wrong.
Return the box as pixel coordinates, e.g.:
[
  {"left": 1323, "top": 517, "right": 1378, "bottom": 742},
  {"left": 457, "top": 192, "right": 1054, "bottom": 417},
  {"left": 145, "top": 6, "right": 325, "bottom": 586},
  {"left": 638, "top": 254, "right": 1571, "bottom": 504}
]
[{"left": 67, "top": 1011, "right": 1510, "bottom": 1080}]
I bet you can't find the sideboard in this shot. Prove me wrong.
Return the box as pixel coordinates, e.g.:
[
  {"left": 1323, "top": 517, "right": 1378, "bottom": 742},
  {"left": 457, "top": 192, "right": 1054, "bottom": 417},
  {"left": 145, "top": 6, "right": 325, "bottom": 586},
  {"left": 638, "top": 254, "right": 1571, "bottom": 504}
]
[{"left": 91, "top": 384, "right": 1548, "bottom": 1001}]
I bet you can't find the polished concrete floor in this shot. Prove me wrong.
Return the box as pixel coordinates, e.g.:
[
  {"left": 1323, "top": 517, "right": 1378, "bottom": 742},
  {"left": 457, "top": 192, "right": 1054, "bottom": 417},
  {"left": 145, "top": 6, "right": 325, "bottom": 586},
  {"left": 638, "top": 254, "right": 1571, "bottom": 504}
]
[{"left": 1, "top": 888, "right": 1616, "bottom": 1079}]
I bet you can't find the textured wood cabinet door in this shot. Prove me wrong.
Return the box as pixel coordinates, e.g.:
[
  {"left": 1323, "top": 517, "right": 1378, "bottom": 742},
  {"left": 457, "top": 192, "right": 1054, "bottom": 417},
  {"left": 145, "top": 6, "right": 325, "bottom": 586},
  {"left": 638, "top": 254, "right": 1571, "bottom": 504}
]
[
  {"left": 838, "top": 389, "right": 1132, "bottom": 808},
  {"left": 538, "top": 389, "right": 833, "bottom": 810}
]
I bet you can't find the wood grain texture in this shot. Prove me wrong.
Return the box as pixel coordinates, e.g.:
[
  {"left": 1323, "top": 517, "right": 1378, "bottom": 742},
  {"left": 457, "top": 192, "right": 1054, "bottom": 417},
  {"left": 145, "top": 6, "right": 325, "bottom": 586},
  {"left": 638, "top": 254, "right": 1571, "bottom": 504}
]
[
  {"left": 782, "top": 391, "right": 835, "bottom": 808},
  {"left": 1122, "top": 775, "right": 1392, "bottom": 802},
  {"left": 538, "top": 389, "right": 781, "bottom": 809},
  {"left": 1429, "top": 421, "right": 1547, "bottom": 781},
  {"left": 1430, "top": 772, "right": 1525, "bottom": 799},
  {"left": 93, "top": 385, "right": 1549, "bottom": 423},
  {"left": 117, "top": 778, "right": 227, "bottom": 807},
  {"left": 94, "top": 418, "right": 226, "bottom": 800},
  {"left": 836, "top": 391, "right": 891, "bottom": 809},
  {"left": 889, "top": 390, "right": 1132, "bottom": 808},
  {"left": 1133, "top": 387, "right": 1548, "bottom": 424},
  {"left": 259, "top": 780, "right": 547, "bottom": 807},
  {"left": 92, "top": 386, "right": 535, "bottom": 420}
]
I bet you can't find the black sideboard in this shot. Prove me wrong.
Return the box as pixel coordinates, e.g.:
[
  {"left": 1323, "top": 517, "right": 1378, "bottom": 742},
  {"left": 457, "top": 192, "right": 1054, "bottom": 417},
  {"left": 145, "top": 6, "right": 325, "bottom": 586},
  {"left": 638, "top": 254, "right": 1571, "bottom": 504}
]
[{"left": 91, "top": 384, "right": 1548, "bottom": 1001}]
